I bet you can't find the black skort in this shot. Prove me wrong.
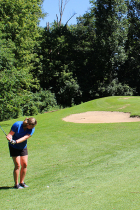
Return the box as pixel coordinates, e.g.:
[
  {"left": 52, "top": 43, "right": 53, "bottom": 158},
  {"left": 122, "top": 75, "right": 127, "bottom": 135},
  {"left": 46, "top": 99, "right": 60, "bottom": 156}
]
[{"left": 9, "top": 144, "right": 28, "bottom": 157}]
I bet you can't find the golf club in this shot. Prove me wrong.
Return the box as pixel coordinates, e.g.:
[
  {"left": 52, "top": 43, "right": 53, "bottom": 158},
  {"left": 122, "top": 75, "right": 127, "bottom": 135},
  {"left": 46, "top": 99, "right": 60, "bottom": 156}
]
[{"left": 0, "top": 126, "right": 7, "bottom": 136}]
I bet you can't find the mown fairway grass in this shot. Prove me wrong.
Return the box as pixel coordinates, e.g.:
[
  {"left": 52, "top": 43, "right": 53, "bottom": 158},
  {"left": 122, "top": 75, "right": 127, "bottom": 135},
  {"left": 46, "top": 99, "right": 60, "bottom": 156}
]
[{"left": 0, "top": 96, "right": 140, "bottom": 210}]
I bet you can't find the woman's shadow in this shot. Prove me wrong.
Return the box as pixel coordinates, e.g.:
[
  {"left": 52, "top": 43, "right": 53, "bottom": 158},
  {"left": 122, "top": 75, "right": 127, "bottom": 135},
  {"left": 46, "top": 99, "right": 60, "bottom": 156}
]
[{"left": 0, "top": 186, "right": 13, "bottom": 190}]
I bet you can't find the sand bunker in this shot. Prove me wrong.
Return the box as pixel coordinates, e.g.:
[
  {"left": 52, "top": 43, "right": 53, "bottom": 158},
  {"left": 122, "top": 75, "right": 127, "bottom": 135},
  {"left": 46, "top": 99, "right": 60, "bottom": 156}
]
[{"left": 62, "top": 111, "right": 140, "bottom": 123}]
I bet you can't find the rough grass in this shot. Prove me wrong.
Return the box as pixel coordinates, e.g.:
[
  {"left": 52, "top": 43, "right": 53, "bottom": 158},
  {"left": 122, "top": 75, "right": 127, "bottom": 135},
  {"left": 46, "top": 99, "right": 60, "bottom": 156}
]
[{"left": 0, "top": 96, "right": 140, "bottom": 210}]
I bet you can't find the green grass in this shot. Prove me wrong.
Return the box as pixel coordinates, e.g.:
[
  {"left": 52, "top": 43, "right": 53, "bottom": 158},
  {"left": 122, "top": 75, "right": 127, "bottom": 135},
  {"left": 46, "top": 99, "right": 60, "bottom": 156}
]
[{"left": 1, "top": 96, "right": 140, "bottom": 210}]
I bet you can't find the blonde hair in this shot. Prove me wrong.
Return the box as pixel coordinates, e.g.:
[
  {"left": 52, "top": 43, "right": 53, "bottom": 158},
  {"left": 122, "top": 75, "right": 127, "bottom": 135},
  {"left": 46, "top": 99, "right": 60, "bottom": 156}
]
[{"left": 23, "top": 117, "right": 37, "bottom": 130}]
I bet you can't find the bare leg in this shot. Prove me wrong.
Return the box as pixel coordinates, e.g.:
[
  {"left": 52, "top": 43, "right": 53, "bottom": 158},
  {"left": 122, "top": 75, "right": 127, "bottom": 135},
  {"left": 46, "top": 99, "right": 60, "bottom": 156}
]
[
  {"left": 20, "top": 155, "right": 28, "bottom": 184},
  {"left": 12, "top": 156, "right": 20, "bottom": 185}
]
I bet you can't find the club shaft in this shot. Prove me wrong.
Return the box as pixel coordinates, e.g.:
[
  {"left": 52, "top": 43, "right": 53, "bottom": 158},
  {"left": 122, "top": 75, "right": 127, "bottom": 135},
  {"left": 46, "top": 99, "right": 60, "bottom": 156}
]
[{"left": 0, "top": 126, "right": 7, "bottom": 136}]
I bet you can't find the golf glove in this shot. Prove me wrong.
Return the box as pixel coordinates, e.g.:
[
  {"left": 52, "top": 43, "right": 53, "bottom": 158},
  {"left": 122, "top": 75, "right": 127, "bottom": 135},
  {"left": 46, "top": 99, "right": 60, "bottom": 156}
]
[{"left": 10, "top": 139, "right": 17, "bottom": 145}]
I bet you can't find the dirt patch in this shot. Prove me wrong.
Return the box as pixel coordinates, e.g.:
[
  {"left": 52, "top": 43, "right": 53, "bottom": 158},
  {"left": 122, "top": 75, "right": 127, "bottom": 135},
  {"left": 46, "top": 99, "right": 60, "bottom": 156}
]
[
  {"left": 62, "top": 111, "right": 140, "bottom": 123},
  {"left": 118, "top": 104, "right": 130, "bottom": 109}
]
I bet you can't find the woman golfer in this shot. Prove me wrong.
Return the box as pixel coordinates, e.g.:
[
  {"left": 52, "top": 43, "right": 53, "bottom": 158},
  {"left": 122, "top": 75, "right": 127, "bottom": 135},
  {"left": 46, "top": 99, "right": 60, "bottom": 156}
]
[{"left": 6, "top": 117, "right": 37, "bottom": 189}]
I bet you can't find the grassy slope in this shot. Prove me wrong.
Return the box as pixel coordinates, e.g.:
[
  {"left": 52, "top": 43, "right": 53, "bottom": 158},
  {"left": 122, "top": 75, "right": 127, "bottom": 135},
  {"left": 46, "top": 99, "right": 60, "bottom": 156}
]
[{"left": 0, "top": 96, "right": 140, "bottom": 210}]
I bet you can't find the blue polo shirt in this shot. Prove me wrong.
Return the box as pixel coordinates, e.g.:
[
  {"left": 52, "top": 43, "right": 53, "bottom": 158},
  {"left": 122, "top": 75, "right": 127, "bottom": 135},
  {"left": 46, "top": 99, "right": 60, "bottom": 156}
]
[{"left": 9, "top": 121, "right": 35, "bottom": 150}]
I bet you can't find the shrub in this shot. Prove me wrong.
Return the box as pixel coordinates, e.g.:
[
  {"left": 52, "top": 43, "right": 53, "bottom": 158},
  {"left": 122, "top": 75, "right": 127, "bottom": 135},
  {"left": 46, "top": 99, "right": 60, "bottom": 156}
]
[
  {"left": 0, "top": 89, "right": 58, "bottom": 122},
  {"left": 97, "top": 79, "right": 135, "bottom": 97}
]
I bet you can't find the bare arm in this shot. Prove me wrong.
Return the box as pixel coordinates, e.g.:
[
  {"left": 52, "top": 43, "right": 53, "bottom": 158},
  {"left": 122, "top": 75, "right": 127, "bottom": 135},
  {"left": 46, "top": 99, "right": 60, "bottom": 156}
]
[
  {"left": 6, "top": 130, "right": 31, "bottom": 143},
  {"left": 16, "top": 135, "right": 31, "bottom": 144},
  {"left": 6, "top": 130, "right": 15, "bottom": 142}
]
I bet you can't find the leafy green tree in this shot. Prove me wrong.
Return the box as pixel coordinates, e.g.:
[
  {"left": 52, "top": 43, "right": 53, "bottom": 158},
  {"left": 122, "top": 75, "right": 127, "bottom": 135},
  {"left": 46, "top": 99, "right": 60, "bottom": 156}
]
[
  {"left": 90, "top": 0, "right": 128, "bottom": 87},
  {"left": 0, "top": 0, "right": 58, "bottom": 121},
  {"left": 73, "top": 12, "right": 97, "bottom": 101},
  {"left": 0, "top": 27, "right": 15, "bottom": 71},
  {"left": 118, "top": 0, "right": 140, "bottom": 94},
  {"left": 38, "top": 25, "right": 81, "bottom": 106},
  {"left": 0, "top": 0, "right": 45, "bottom": 89},
  {"left": 70, "top": 0, "right": 129, "bottom": 101},
  {"left": 0, "top": 68, "right": 28, "bottom": 120}
]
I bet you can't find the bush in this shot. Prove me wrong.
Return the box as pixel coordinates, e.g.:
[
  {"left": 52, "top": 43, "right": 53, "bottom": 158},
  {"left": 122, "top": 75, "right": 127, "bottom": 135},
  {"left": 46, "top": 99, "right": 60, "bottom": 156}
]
[
  {"left": 26, "top": 89, "right": 58, "bottom": 114},
  {"left": 0, "top": 89, "right": 58, "bottom": 122},
  {"left": 97, "top": 79, "right": 135, "bottom": 97}
]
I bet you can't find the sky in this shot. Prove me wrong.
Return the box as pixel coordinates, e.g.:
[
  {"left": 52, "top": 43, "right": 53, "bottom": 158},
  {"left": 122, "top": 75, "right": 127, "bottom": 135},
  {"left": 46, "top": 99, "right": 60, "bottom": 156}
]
[{"left": 39, "top": 0, "right": 91, "bottom": 27}]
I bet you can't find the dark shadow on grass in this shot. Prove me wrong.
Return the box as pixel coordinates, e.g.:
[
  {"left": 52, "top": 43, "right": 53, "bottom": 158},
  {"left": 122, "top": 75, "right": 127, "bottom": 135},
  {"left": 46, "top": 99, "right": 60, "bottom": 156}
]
[{"left": 0, "top": 186, "right": 13, "bottom": 190}]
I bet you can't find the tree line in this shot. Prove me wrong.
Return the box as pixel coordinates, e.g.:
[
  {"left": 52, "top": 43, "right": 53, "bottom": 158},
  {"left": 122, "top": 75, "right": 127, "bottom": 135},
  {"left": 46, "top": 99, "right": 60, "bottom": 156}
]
[{"left": 0, "top": 0, "right": 140, "bottom": 121}]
